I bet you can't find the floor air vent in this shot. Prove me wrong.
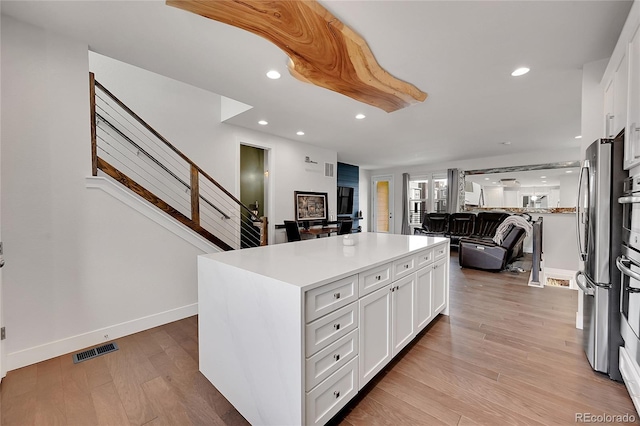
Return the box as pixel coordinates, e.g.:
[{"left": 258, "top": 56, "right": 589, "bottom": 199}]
[{"left": 73, "top": 342, "right": 119, "bottom": 364}]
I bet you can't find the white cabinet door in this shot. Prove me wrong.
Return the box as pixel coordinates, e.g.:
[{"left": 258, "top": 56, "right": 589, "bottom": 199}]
[
  {"left": 605, "top": 77, "right": 615, "bottom": 138},
  {"left": 627, "top": 24, "right": 640, "bottom": 169},
  {"left": 615, "top": 53, "right": 629, "bottom": 137},
  {"left": 358, "top": 285, "right": 391, "bottom": 389},
  {"left": 415, "top": 265, "right": 433, "bottom": 332},
  {"left": 432, "top": 258, "right": 447, "bottom": 315},
  {"left": 392, "top": 274, "right": 416, "bottom": 355}
]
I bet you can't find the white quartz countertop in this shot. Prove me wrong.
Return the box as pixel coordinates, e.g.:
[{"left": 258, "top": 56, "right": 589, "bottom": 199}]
[{"left": 200, "top": 233, "right": 448, "bottom": 289}]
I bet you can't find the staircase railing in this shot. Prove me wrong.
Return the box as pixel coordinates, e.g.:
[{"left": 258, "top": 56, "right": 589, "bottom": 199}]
[{"left": 89, "top": 73, "right": 267, "bottom": 251}]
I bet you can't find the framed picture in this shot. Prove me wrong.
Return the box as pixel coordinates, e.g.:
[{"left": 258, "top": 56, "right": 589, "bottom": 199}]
[{"left": 295, "top": 191, "right": 328, "bottom": 221}]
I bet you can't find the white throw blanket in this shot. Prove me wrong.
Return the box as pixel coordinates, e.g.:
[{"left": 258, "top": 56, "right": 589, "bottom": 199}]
[{"left": 493, "top": 215, "right": 533, "bottom": 245}]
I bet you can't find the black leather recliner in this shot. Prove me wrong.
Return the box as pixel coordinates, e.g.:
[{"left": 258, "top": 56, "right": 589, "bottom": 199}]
[
  {"left": 446, "top": 213, "right": 476, "bottom": 247},
  {"left": 414, "top": 213, "right": 449, "bottom": 237},
  {"left": 472, "top": 212, "right": 510, "bottom": 240},
  {"left": 458, "top": 224, "right": 527, "bottom": 271}
]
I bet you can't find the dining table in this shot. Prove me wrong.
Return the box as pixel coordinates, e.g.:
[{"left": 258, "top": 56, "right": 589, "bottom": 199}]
[{"left": 300, "top": 226, "right": 339, "bottom": 238}]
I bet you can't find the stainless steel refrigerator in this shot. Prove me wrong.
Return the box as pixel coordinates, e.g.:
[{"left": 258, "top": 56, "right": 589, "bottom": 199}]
[{"left": 576, "top": 136, "right": 626, "bottom": 381}]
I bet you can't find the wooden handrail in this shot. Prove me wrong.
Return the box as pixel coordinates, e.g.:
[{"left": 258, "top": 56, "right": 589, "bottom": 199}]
[
  {"left": 90, "top": 74, "right": 268, "bottom": 250},
  {"left": 93, "top": 79, "right": 259, "bottom": 221}
]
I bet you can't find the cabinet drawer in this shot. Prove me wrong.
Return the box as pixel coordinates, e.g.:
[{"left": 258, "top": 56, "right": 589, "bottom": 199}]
[
  {"left": 358, "top": 263, "right": 392, "bottom": 296},
  {"left": 306, "top": 302, "right": 358, "bottom": 356},
  {"left": 620, "top": 346, "right": 640, "bottom": 415},
  {"left": 305, "top": 356, "right": 358, "bottom": 426},
  {"left": 393, "top": 254, "right": 416, "bottom": 280},
  {"left": 415, "top": 249, "right": 434, "bottom": 269},
  {"left": 434, "top": 244, "right": 447, "bottom": 261},
  {"left": 305, "top": 274, "right": 358, "bottom": 323},
  {"left": 306, "top": 329, "right": 358, "bottom": 391}
]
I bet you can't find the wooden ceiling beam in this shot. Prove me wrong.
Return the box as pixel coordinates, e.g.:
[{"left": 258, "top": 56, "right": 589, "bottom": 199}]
[{"left": 166, "top": 0, "right": 427, "bottom": 112}]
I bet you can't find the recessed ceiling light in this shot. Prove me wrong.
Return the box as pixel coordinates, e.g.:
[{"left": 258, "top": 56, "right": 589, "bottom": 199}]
[
  {"left": 502, "top": 141, "right": 512, "bottom": 145},
  {"left": 296, "top": 131, "right": 305, "bottom": 136},
  {"left": 540, "top": 176, "right": 547, "bottom": 178},
  {"left": 266, "top": 70, "right": 281, "bottom": 79},
  {"left": 355, "top": 114, "right": 366, "bottom": 120},
  {"left": 492, "top": 182, "right": 497, "bottom": 184},
  {"left": 566, "top": 170, "right": 573, "bottom": 173},
  {"left": 542, "top": 180, "right": 547, "bottom": 183},
  {"left": 258, "top": 120, "right": 268, "bottom": 125},
  {"left": 575, "top": 135, "right": 582, "bottom": 139},
  {"left": 484, "top": 178, "right": 490, "bottom": 180},
  {"left": 511, "top": 67, "right": 530, "bottom": 77}
]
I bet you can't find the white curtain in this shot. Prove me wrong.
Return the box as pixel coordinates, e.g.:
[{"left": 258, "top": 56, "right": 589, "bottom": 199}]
[
  {"left": 447, "top": 168, "right": 459, "bottom": 214},
  {"left": 401, "top": 173, "right": 411, "bottom": 235}
]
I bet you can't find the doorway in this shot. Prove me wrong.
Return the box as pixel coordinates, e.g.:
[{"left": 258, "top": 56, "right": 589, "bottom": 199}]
[
  {"left": 240, "top": 144, "right": 268, "bottom": 246},
  {"left": 372, "top": 175, "right": 394, "bottom": 233}
]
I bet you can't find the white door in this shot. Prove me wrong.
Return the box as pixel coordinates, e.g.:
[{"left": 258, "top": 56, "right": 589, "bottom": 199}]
[
  {"left": 391, "top": 274, "right": 415, "bottom": 355},
  {"left": 415, "top": 265, "right": 433, "bottom": 332},
  {"left": 358, "top": 285, "right": 391, "bottom": 389},
  {"left": 432, "top": 258, "right": 447, "bottom": 315},
  {"left": 371, "top": 175, "right": 394, "bottom": 233}
]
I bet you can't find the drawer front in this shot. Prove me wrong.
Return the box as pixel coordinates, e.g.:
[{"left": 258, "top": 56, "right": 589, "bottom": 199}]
[
  {"left": 305, "top": 274, "right": 358, "bottom": 323},
  {"left": 306, "top": 302, "right": 358, "bottom": 356},
  {"left": 305, "top": 356, "right": 358, "bottom": 426},
  {"left": 619, "top": 346, "right": 640, "bottom": 415},
  {"left": 306, "top": 329, "right": 359, "bottom": 391},
  {"left": 393, "top": 254, "right": 416, "bottom": 280},
  {"left": 434, "top": 243, "right": 447, "bottom": 261},
  {"left": 358, "top": 263, "right": 392, "bottom": 297},
  {"left": 415, "top": 249, "right": 434, "bottom": 269}
]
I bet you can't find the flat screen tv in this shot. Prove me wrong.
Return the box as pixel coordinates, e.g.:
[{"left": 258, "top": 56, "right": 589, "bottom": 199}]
[{"left": 337, "top": 186, "right": 354, "bottom": 215}]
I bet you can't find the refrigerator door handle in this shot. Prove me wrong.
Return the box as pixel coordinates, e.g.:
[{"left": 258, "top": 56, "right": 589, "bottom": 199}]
[
  {"left": 575, "top": 271, "right": 595, "bottom": 296},
  {"left": 576, "top": 162, "right": 589, "bottom": 261},
  {"left": 616, "top": 256, "right": 640, "bottom": 282},
  {"left": 618, "top": 196, "right": 640, "bottom": 204}
]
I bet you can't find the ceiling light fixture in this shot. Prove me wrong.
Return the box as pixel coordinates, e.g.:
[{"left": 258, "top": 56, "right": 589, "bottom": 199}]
[
  {"left": 540, "top": 176, "right": 547, "bottom": 178},
  {"left": 575, "top": 135, "right": 582, "bottom": 139},
  {"left": 511, "top": 67, "right": 530, "bottom": 77},
  {"left": 566, "top": 170, "right": 573, "bottom": 173},
  {"left": 355, "top": 114, "right": 366, "bottom": 120},
  {"left": 296, "top": 131, "right": 305, "bottom": 136},
  {"left": 258, "top": 120, "right": 268, "bottom": 125},
  {"left": 502, "top": 141, "right": 512, "bottom": 145},
  {"left": 266, "top": 70, "right": 281, "bottom": 79}
]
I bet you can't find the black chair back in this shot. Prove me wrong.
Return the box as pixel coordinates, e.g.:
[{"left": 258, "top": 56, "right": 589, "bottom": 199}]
[
  {"left": 448, "top": 213, "right": 476, "bottom": 237},
  {"left": 474, "top": 212, "right": 509, "bottom": 238},
  {"left": 422, "top": 213, "right": 449, "bottom": 233},
  {"left": 338, "top": 220, "right": 353, "bottom": 235},
  {"left": 284, "top": 220, "right": 301, "bottom": 242}
]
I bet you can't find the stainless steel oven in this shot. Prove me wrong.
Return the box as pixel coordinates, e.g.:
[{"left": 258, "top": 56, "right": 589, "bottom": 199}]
[{"left": 620, "top": 175, "right": 640, "bottom": 252}]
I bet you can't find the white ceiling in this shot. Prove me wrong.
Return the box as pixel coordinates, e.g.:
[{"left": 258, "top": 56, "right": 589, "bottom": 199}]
[{"left": 1, "top": 0, "right": 633, "bottom": 169}]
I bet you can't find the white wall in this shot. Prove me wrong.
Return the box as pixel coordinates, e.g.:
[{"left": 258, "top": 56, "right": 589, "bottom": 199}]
[{"left": 1, "top": 16, "right": 337, "bottom": 370}]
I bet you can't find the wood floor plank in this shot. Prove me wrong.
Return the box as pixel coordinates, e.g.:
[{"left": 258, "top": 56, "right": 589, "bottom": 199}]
[
  {"left": 140, "top": 376, "right": 193, "bottom": 426},
  {"left": 91, "top": 381, "right": 137, "bottom": 426}
]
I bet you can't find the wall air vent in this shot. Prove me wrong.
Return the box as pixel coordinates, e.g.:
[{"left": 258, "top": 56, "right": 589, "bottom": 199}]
[
  {"left": 73, "top": 342, "right": 119, "bottom": 364},
  {"left": 325, "top": 163, "right": 335, "bottom": 178}
]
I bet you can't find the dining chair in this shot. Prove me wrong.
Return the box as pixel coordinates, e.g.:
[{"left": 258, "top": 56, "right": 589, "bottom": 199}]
[
  {"left": 338, "top": 220, "right": 353, "bottom": 235},
  {"left": 284, "top": 220, "right": 302, "bottom": 242}
]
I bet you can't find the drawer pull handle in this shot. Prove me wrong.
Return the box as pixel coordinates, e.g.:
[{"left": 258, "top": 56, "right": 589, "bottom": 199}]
[
  {"left": 334, "top": 390, "right": 340, "bottom": 399},
  {"left": 334, "top": 323, "right": 341, "bottom": 330},
  {"left": 334, "top": 292, "right": 341, "bottom": 299},
  {"left": 395, "top": 285, "right": 400, "bottom": 291},
  {"left": 375, "top": 275, "right": 381, "bottom": 281},
  {"left": 334, "top": 354, "right": 340, "bottom": 361},
  {"left": 404, "top": 264, "right": 409, "bottom": 269}
]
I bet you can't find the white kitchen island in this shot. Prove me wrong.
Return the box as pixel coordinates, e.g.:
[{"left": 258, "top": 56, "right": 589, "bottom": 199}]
[{"left": 198, "top": 233, "right": 449, "bottom": 425}]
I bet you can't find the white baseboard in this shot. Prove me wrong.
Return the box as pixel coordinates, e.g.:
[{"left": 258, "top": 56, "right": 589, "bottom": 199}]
[
  {"left": 7, "top": 303, "right": 198, "bottom": 371},
  {"left": 85, "top": 176, "right": 220, "bottom": 253}
]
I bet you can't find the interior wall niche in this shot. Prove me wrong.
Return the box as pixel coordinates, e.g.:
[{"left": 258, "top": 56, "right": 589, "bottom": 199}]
[{"left": 462, "top": 161, "right": 580, "bottom": 213}]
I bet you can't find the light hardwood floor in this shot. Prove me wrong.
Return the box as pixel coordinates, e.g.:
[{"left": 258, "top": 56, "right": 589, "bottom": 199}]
[{"left": 1, "top": 253, "right": 638, "bottom": 425}]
